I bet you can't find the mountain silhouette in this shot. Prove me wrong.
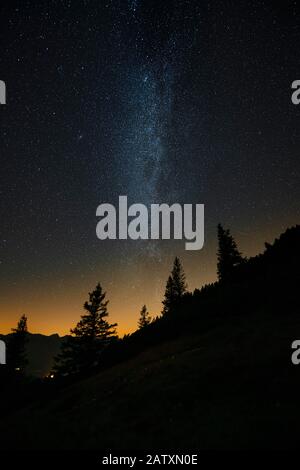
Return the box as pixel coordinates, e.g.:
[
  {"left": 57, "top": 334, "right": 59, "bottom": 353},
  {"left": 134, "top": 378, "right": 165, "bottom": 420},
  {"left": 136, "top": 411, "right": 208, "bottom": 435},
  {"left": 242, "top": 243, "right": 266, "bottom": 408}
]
[
  {"left": 0, "top": 333, "right": 65, "bottom": 377},
  {"left": 1, "top": 225, "right": 300, "bottom": 450}
]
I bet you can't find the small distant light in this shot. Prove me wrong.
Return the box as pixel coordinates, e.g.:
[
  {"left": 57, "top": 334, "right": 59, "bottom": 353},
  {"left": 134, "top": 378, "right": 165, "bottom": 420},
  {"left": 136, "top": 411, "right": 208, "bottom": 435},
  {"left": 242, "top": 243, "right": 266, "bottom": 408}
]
[
  {"left": 50, "top": 374, "right": 54, "bottom": 379},
  {"left": 15, "top": 367, "right": 20, "bottom": 371}
]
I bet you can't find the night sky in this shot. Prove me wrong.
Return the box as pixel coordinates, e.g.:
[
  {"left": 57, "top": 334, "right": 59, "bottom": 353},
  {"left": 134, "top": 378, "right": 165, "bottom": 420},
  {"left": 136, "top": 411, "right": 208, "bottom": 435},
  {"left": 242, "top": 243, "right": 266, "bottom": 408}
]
[{"left": 0, "top": 0, "right": 299, "bottom": 335}]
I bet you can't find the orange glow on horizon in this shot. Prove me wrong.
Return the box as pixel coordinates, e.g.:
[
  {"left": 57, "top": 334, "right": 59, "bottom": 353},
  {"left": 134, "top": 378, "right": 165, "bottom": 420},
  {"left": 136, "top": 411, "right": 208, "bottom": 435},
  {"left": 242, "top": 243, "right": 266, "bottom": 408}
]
[{"left": 0, "top": 218, "right": 297, "bottom": 337}]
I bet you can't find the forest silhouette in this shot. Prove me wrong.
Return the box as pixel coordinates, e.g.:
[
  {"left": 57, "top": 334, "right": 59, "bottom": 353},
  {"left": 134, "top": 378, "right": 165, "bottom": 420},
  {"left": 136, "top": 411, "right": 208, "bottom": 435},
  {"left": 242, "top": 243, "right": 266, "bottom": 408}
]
[{"left": 0, "top": 223, "right": 300, "bottom": 450}]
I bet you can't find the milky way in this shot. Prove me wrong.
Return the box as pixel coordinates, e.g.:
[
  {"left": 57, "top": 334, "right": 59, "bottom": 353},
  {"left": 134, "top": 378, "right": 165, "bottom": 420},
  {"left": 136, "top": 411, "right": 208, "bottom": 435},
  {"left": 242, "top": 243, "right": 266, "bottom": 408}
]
[{"left": 0, "top": 1, "right": 299, "bottom": 335}]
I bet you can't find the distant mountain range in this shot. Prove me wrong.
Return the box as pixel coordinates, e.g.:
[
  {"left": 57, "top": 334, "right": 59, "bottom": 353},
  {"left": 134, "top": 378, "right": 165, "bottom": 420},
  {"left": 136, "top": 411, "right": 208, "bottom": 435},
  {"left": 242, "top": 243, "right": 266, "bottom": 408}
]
[{"left": 0, "top": 333, "right": 66, "bottom": 377}]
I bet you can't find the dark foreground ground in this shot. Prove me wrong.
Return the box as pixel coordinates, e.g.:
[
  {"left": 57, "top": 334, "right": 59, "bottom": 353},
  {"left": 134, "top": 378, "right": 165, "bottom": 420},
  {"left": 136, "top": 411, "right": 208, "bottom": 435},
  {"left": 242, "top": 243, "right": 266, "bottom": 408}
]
[{"left": 1, "top": 311, "right": 300, "bottom": 450}]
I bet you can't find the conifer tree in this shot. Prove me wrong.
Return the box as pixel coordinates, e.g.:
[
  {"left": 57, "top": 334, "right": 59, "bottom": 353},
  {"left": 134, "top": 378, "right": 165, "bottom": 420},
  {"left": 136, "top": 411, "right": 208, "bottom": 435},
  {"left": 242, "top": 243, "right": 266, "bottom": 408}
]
[
  {"left": 217, "top": 224, "right": 243, "bottom": 282},
  {"left": 162, "top": 275, "right": 175, "bottom": 315},
  {"left": 8, "top": 314, "right": 28, "bottom": 373},
  {"left": 162, "top": 257, "right": 187, "bottom": 315},
  {"left": 138, "top": 305, "right": 151, "bottom": 329},
  {"left": 53, "top": 283, "right": 117, "bottom": 375},
  {"left": 172, "top": 256, "right": 187, "bottom": 297}
]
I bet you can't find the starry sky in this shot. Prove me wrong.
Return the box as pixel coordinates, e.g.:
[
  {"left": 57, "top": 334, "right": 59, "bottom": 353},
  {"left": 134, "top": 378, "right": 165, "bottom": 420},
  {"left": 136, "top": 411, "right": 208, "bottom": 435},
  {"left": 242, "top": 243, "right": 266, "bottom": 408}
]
[{"left": 0, "top": 0, "right": 300, "bottom": 336}]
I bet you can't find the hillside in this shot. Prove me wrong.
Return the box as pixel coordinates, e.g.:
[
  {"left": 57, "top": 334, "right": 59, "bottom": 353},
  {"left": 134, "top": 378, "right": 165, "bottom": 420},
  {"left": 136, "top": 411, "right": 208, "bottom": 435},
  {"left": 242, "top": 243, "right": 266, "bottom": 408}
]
[
  {"left": 1, "top": 310, "right": 300, "bottom": 450},
  {"left": 1, "top": 225, "right": 300, "bottom": 450}
]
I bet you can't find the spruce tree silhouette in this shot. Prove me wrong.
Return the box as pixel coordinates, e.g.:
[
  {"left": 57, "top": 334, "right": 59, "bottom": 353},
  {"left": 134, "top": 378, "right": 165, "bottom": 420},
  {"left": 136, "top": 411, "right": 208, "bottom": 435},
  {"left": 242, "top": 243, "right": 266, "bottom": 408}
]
[
  {"left": 217, "top": 224, "right": 243, "bottom": 282},
  {"left": 138, "top": 305, "right": 151, "bottom": 329},
  {"left": 162, "top": 257, "right": 187, "bottom": 315},
  {"left": 162, "top": 276, "right": 174, "bottom": 316},
  {"left": 53, "top": 283, "right": 117, "bottom": 376},
  {"left": 7, "top": 314, "right": 28, "bottom": 373}
]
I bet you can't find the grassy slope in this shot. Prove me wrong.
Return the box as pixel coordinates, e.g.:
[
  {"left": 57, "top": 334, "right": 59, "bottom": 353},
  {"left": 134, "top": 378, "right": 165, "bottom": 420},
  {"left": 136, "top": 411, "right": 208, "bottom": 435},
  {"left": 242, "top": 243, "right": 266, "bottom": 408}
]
[{"left": 2, "top": 311, "right": 300, "bottom": 450}]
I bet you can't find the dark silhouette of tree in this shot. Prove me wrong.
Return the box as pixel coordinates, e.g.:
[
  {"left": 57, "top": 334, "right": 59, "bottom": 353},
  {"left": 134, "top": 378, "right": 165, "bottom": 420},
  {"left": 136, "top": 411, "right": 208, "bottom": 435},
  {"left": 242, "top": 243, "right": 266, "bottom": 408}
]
[
  {"left": 172, "top": 256, "right": 187, "bottom": 297},
  {"left": 162, "top": 257, "right": 187, "bottom": 315},
  {"left": 162, "top": 275, "right": 175, "bottom": 315},
  {"left": 138, "top": 305, "right": 151, "bottom": 329},
  {"left": 217, "top": 224, "right": 243, "bottom": 282},
  {"left": 53, "top": 283, "right": 117, "bottom": 376},
  {"left": 7, "top": 314, "right": 28, "bottom": 373}
]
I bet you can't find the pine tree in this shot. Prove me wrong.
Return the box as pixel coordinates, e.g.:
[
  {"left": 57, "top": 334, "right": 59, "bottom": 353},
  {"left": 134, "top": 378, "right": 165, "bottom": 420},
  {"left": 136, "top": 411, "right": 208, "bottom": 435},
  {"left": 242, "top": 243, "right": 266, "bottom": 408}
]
[
  {"left": 162, "top": 275, "right": 175, "bottom": 315},
  {"left": 162, "top": 257, "right": 187, "bottom": 315},
  {"left": 217, "top": 224, "right": 243, "bottom": 282},
  {"left": 172, "top": 256, "right": 187, "bottom": 297},
  {"left": 8, "top": 314, "right": 28, "bottom": 373},
  {"left": 138, "top": 305, "right": 151, "bottom": 329},
  {"left": 53, "top": 283, "right": 117, "bottom": 376}
]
